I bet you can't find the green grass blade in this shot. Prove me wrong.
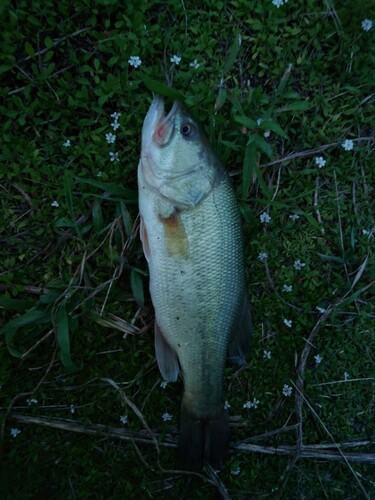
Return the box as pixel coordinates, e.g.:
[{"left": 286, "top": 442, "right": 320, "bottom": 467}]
[
  {"left": 223, "top": 33, "right": 242, "bottom": 74},
  {"left": 55, "top": 305, "right": 79, "bottom": 372},
  {"left": 130, "top": 269, "right": 144, "bottom": 308}
]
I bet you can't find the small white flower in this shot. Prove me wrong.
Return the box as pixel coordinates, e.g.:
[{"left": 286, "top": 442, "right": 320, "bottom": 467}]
[
  {"left": 51, "top": 200, "right": 59, "bottom": 207},
  {"left": 170, "top": 54, "right": 181, "bottom": 65},
  {"left": 342, "top": 139, "right": 354, "bottom": 151},
  {"left": 97, "top": 171, "right": 102, "bottom": 177},
  {"left": 243, "top": 398, "right": 259, "bottom": 409},
  {"left": 361, "top": 19, "right": 373, "bottom": 32},
  {"left": 70, "top": 404, "right": 76, "bottom": 414},
  {"left": 282, "top": 384, "right": 292, "bottom": 397},
  {"left": 63, "top": 139, "right": 71, "bottom": 147},
  {"left": 111, "top": 121, "right": 120, "bottom": 130},
  {"left": 120, "top": 415, "right": 128, "bottom": 425},
  {"left": 160, "top": 380, "right": 168, "bottom": 389},
  {"left": 251, "top": 398, "right": 259, "bottom": 409},
  {"left": 263, "top": 350, "right": 272, "bottom": 360},
  {"left": 105, "top": 132, "right": 116, "bottom": 144},
  {"left": 289, "top": 213, "right": 300, "bottom": 221},
  {"left": 263, "top": 130, "right": 271, "bottom": 138},
  {"left": 256, "top": 118, "right": 263, "bottom": 126},
  {"left": 344, "top": 372, "right": 350, "bottom": 381},
  {"left": 283, "top": 318, "right": 292, "bottom": 328},
  {"left": 260, "top": 212, "right": 271, "bottom": 223},
  {"left": 109, "top": 152, "right": 119, "bottom": 162},
  {"left": 362, "top": 229, "right": 370, "bottom": 236},
  {"left": 282, "top": 284, "right": 293, "bottom": 293},
  {"left": 128, "top": 56, "right": 142, "bottom": 68},
  {"left": 189, "top": 59, "right": 200, "bottom": 69},
  {"left": 111, "top": 112, "right": 121, "bottom": 120},
  {"left": 314, "top": 354, "right": 323, "bottom": 365},
  {"left": 26, "top": 398, "right": 38, "bottom": 405},
  {"left": 224, "top": 400, "right": 231, "bottom": 410},
  {"left": 10, "top": 428, "right": 21, "bottom": 438},
  {"left": 315, "top": 156, "right": 326, "bottom": 168},
  {"left": 258, "top": 252, "right": 268, "bottom": 262},
  {"left": 231, "top": 466, "right": 241, "bottom": 476},
  {"left": 293, "top": 259, "right": 305, "bottom": 270},
  {"left": 272, "top": 0, "right": 288, "bottom": 7},
  {"left": 316, "top": 306, "right": 326, "bottom": 314},
  {"left": 162, "top": 412, "right": 173, "bottom": 422}
]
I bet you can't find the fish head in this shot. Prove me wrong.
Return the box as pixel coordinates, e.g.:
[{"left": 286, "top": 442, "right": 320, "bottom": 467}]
[{"left": 140, "top": 96, "right": 222, "bottom": 208}]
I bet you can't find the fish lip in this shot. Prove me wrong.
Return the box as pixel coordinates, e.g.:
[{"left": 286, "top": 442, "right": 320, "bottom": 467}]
[{"left": 142, "top": 96, "right": 180, "bottom": 149}]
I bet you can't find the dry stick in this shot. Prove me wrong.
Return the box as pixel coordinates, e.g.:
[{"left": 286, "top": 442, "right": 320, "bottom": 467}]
[
  {"left": 21, "top": 329, "right": 54, "bottom": 360},
  {"left": 260, "top": 137, "right": 374, "bottom": 168},
  {"left": 314, "top": 176, "right": 324, "bottom": 233},
  {"left": 333, "top": 169, "right": 350, "bottom": 283},
  {"left": 9, "top": 414, "right": 375, "bottom": 465},
  {"left": 204, "top": 464, "right": 231, "bottom": 500}
]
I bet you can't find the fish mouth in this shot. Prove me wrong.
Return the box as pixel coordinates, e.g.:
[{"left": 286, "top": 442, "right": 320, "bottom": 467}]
[{"left": 142, "top": 96, "right": 179, "bottom": 149}]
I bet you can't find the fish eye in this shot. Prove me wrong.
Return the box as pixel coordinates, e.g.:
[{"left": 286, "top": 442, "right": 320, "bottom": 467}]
[{"left": 181, "top": 122, "right": 195, "bottom": 138}]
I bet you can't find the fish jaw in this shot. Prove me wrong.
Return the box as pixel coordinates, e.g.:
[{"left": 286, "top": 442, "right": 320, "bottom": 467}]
[{"left": 141, "top": 96, "right": 180, "bottom": 152}]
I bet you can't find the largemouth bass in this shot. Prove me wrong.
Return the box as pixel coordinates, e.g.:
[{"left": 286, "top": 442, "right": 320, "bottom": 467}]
[{"left": 138, "top": 96, "right": 252, "bottom": 469}]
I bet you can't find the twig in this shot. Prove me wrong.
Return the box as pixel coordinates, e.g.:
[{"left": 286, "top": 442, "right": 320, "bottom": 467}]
[
  {"left": 9, "top": 414, "right": 375, "bottom": 465},
  {"left": 314, "top": 176, "right": 324, "bottom": 233},
  {"left": 21, "top": 329, "right": 54, "bottom": 360}
]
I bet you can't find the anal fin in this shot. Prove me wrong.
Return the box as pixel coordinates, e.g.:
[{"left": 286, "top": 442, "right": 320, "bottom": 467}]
[{"left": 154, "top": 321, "right": 179, "bottom": 382}]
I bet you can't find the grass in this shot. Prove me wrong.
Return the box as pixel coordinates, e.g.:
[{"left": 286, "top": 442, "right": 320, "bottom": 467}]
[{"left": 1, "top": 0, "right": 374, "bottom": 498}]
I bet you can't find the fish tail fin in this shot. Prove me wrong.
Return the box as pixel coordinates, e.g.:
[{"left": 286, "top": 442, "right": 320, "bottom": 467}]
[{"left": 179, "top": 401, "right": 229, "bottom": 470}]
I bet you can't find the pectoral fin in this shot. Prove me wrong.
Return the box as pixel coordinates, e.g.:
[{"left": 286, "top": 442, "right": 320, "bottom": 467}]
[
  {"left": 154, "top": 321, "right": 179, "bottom": 382},
  {"left": 159, "top": 210, "right": 189, "bottom": 259},
  {"left": 139, "top": 216, "right": 151, "bottom": 262},
  {"left": 228, "top": 293, "right": 252, "bottom": 365}
]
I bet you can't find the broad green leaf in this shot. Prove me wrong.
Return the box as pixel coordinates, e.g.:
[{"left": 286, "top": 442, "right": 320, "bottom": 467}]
[
  {"left": 0, "top": 296, "right": 33, "bottom": 312},
  {"left": 276, "top": 101, "right": 311, "bottom": 113},
  {"left": 130, "top": 269, "right": 144, "bottom": 308},
  {"left": 0, "top": 308, "right": 49, "bottom": 334},
  {"left": 5, "top": 326, "right": 22, "bottom": 358},
  {"left": 44, "top": 36, "right": 53, "bottom": 49},
  {"left": 119, "top": 201, "right": 133, "bottom": 237},
  {"left": 253, "top": 162, "right": 272, "bottom": 198},
  {"left": 234, "top": 115, "right": 257, "bottom": 130},
  {"left": 214, "top": 86, "right": 227, "bottom": 112},
  {"left": 140, "top": 76, "right": 185, "bottom": 101},
  {"left": 253, "top": 134, "right": 274, "bottom": 160},
  {"left": 25, "top": 41, "right": 35, "bottom": 58},
  {"left": 76, "top": 177, "right": 137, "bottom": 201},
  {"left": 223, "top": 33, "right": 242, "bottom": 74},
  {"left": 260, "top": 120, "right": 288, "bottom": 139}
]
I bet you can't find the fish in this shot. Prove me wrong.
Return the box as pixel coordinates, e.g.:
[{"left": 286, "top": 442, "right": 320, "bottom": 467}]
[{"left": 138, "top": 96, "right": 252, "bottom": 469}]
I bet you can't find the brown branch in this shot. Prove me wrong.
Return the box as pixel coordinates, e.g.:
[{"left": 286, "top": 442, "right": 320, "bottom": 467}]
[{"left": 9, "top": 414, "right": 375, "bottom": 465}]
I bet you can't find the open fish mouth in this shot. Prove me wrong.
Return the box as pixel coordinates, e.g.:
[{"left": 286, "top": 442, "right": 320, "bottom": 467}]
[{"left": 142, "top": 96, "right": 180, "bottom": 149}]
